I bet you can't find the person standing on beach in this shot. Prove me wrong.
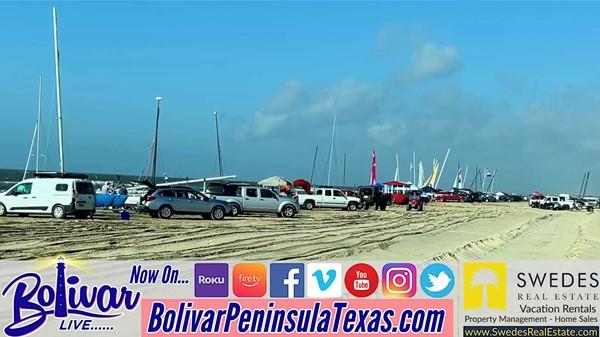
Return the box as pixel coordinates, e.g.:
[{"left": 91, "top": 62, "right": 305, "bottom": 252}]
[{"left": 101, "top": 181, "right": 114, "bottom": 194}]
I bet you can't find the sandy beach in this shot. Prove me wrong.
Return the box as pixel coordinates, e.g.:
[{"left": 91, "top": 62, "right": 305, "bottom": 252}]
[{"left": 1, "top": 202, "right": 598, "bottom": 261}]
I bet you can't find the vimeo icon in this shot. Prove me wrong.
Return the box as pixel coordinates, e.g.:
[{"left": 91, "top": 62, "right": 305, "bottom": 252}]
[{"left": 307, "top": 263, "right": 342, "bottom": 298}]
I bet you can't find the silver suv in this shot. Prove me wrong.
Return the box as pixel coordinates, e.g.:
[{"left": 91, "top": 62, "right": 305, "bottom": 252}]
[{"left": 139, "top": 187, "right": 231, "bottom": 220}]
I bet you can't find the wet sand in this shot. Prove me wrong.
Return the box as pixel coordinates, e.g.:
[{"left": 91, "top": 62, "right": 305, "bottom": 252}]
[{"left": 0, "top": 202, "right": 598, "bottom": 260}]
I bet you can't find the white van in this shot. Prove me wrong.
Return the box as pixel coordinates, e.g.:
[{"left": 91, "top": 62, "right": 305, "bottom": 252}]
[{"left": 0, "top": 173, "right": 95, "bottom": 219}]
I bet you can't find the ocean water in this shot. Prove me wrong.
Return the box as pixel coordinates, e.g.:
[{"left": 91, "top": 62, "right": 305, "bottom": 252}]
[{"left": 0, "top": 168, "right": 145, "bottom": 192}]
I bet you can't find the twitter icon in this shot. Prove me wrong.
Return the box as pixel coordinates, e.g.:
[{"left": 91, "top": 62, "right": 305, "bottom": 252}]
[{"left": 420, "top": 263, "right": 455, "bottom": 298}]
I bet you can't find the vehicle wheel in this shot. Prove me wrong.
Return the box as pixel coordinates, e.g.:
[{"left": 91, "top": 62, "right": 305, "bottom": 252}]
[
  {"left": 211, "top": 206, "right": 226, "bottom": 220},
  {"left": 230, "top": 204, "right": 241, "bottom": 217},
  {"left": 347, "top": 202, "right": 358, "bottom": 211},
  {"left": 406, "top": 205, "right": 411, "bottom": 211},
  {"left": 562, "top": 205, "right": 570, "bottom": 211},
  {"left": 418, "top": 204, "right": 424, "bottom": 211},
  {"left": 52, "top": 205, "right": 66, "bottom": 219},
  {"left": 304, "top": 201, "right": 314, "bottom": 210},
  {"left": 364, "top": 204, "right": 370, "bottom": 210},
  {"left": 0, "top": 203, "right": 6, "bottom": 216},
  {"left": 281, "top": 205, "right": 295, "bottom": 218},
  {"left": 158, "top": 205, "right": 173, "bottom": 219},
  {"left": 380, "top": 203, "right": 387, "bottom": 211}
]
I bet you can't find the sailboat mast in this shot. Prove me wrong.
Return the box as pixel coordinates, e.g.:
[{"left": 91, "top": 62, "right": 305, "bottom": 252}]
[
  {"left": 578, "top": 172, "right": 586, "bottom": 197},
  {"left": 326, "top": 114, "right": 336, "bottom": 186},
  {"left": 435, "top": 148, "right": 451, "bottom": 189},
  {"left": 35, "top": 74, "right": 42, "bottom": 173},
  {"left": 310, "top": 145, "right": 318, "bottom": 183},
  {"left": 214, "top": 111, "right": 224, "bottom": 176},
  {"left": 53, "top": 7, "right": 65, "bottom": 173},
  {"left": 343, "top": 153, "right": 347, "bottom": 186},
  {"left": 582, "top": 171, "right": 590, "bottom": 197},
  {"left": 23, "top": 123, "right": 38, "bottom": 180},
  {"left": 151, "top": 97, "right": 162, "bottom": 185}
]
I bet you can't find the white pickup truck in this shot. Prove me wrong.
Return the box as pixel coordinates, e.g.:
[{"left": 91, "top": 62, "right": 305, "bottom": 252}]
[
  {"left": 297, "top": 188, "right": 360, "bottom": 211},
  {"left": 540, "top": 194, "right": 575, "bottom": 210}
]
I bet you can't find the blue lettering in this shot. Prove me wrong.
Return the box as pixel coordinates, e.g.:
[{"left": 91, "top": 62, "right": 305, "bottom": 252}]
[{"left": 147, "top": 302, "right": 164, "bottom": 333}]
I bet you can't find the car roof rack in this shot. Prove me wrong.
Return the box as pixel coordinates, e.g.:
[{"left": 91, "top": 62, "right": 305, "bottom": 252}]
[{"left": 33, "top": 172, "right": 89, "bottom": 179}]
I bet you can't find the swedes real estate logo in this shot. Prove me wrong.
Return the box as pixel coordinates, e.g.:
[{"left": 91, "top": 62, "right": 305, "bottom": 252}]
[
  {"left": 462, "top": 261, "right": 600, "bottom": 328},
  {"left": 1, "top": 257, "right": 140, "bottom": 337},
  {"left": 463, "top": 262, "right": 507, "bottom": 310}
]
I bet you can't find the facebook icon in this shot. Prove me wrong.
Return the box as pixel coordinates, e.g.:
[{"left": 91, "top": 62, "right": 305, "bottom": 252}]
[{"left": 270, "top": 263, "right": 305, "bottom": 298}]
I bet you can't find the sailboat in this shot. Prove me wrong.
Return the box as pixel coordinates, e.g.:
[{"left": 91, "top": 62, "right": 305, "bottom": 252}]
[
  {"left": 214, "top": 111, "right": 225, "bottom": 177},
  {"left": 370, "top": 150, "right": 377, "bottom": 185},
  {"left": 23, "top": 75, "right": 44, "bottom": 179},
  {"left": 434, "top": 148, "right": 451, "bottom": 189},
  {"left": 24, "top": 7, "right": 67, "bottom": 178},
  {"left": 326, "top": 114, "right": 336, "bottom": 186}
]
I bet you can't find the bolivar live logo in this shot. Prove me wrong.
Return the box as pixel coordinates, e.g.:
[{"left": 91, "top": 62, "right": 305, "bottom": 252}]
[{"left": 1, "top": 257, "right": 140, "bottom": 337}]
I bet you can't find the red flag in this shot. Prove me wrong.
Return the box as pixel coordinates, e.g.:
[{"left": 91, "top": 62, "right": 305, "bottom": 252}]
[{"left": 370, "top": 150, "right": 377, "bottom": 184}]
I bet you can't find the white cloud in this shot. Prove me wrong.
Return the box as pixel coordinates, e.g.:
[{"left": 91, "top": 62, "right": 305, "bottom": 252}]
[
  {"left": 367, "top": 122, "right": 406, "bottom": 146},
  {"left": 246, "top": 79, "right": 384, "bottom": 138},
  {"left": 409, "top": 42, "right": 462, "bottom": 80}
]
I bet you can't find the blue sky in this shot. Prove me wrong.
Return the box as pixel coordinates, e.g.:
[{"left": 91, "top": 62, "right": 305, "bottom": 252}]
[{"left": 1, "top": 2, "right": 599, "bottom": 194}]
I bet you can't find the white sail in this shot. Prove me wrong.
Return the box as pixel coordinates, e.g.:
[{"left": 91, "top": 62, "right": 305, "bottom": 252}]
[
  {"left": 418, "top": 160, "right": 424, "bottom": 188},
  {"left": 434, "top": 148, "right": 451, "bottom": 189},
  {"left": 462, "top": 165, "right": 469, "bottom": 189},
  {"left": 394, "top": 153, "right": 399, "bottom": 181},
  {"left": 452, "top": 170, "right": 459, "bottom": 189}
]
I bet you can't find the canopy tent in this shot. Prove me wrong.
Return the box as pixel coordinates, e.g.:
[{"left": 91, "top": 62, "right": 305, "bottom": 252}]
[
  {"left": 373, "top": 182, "right": 385, "bottom": 189},
  {"left": 258, "top": 176, "right": 293, "bottom": 192},
  {"left": 293, "top": 178, "right": 312, "bottom": 194},
  {"left": 530, "top": 191, "right": 545, "bottom": 198},
  {"left": 258, "top": 176, "right": 293, "bottom": 187},
  {"left": 382, "top": 180, "right": 411, "bottom": 195},
  {"left": 382, "top": 180, "right": 411, "bottom": 187}
]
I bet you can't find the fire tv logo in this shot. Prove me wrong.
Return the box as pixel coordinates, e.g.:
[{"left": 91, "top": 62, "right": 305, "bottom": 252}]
[{"left": 233, "top": 263, "right": 266, "bottom": 297}]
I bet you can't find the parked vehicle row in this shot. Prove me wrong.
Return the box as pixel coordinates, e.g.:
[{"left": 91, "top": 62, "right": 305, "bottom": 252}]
[
  {"left": 0, "top": 174, "right": 541, "bottom": 221},
  {"left": 530, "top": 193, "right": 597, "bottom": 211}
]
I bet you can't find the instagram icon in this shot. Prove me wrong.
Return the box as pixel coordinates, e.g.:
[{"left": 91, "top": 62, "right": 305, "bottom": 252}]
[{"left": 382, "top": 263, "right": 417, "bottom": 298}]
